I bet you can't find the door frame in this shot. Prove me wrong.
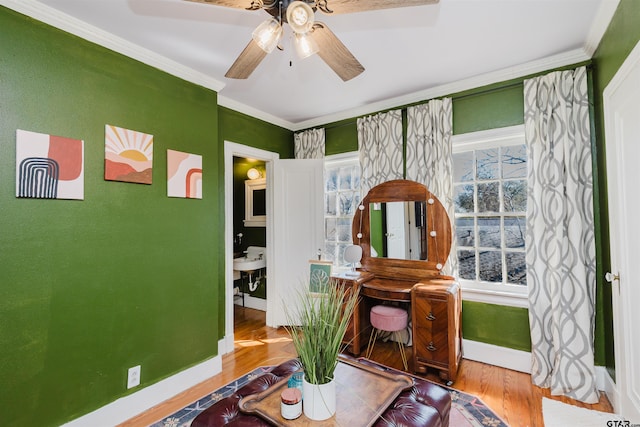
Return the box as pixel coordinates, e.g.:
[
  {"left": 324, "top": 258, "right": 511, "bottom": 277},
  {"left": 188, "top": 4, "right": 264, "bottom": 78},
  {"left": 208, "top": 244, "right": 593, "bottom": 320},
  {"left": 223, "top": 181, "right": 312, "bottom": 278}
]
[
  {"left": 222, "top": 141, "right": 279, "bottom": 354},
  {"left": 603, "top": 38, "right": 640, "bottom": 420}
]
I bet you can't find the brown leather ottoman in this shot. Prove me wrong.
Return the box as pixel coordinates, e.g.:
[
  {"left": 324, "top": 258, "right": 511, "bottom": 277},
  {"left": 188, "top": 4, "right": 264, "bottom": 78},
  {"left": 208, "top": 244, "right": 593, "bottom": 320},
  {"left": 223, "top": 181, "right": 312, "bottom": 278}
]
[{"left": 191, "top": 358, "right": 450, "bottom": 427}]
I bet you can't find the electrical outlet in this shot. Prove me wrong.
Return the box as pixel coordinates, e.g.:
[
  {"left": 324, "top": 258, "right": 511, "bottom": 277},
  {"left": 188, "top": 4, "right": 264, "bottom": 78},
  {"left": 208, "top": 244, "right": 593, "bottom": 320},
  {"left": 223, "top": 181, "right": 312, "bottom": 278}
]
[{"left": 127, "top": 365, "right": 141, "bottom": 389}]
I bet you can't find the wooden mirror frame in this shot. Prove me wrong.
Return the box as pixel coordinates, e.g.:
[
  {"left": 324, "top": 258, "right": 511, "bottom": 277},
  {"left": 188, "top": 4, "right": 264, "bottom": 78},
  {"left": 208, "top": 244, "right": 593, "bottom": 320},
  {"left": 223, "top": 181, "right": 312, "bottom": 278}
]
[{"left": 352, "top": 179, "right": 453, "bottom": 280}]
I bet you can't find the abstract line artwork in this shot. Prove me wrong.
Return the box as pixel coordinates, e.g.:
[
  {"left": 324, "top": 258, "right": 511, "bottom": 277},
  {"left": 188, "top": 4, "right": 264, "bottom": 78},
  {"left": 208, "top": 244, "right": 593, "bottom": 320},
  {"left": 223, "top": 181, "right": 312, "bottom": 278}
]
[
  {"left": 105, "top": 125, "right": 153, "bottom": 184},
  {"left": 167, "top": 149, "right": 202, "bottom": 199},
  {"left": 16, "top": 129, "right": 84, "bottom": 200}
]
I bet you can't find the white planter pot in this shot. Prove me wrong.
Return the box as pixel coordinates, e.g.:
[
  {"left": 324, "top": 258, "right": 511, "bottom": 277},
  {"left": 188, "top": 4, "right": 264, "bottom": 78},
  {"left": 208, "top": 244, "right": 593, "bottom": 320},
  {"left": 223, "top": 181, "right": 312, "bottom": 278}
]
[{"left": 302, "top": 377, "right": 336, "bottom": 421}]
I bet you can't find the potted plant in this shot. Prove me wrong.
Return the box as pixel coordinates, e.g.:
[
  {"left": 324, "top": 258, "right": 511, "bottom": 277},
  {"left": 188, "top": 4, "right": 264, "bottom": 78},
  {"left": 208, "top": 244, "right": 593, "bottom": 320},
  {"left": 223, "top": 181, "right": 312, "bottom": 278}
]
[{"left": 284, "top": 281, "right": 358, "bottom": 421}]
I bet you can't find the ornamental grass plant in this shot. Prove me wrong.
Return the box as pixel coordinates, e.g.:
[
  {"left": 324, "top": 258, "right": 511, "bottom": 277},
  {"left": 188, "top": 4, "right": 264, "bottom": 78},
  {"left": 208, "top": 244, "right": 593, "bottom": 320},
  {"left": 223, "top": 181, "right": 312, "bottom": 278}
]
[{"left": 284, "top": 281, "right": 358, "bottom": 385}]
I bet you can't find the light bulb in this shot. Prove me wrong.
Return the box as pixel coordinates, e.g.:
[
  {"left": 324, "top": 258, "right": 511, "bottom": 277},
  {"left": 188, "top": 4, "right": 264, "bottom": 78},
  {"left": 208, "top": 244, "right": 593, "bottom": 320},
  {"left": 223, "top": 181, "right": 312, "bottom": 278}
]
[
  {"left": 252, "top": 18, "right": 283, "bottom": 53},
  {"left": 286, "top": 1, "right": 314, "bottom": 34},
  {"left": 293, "top": 32, "right": 319, "bottom": 59}
]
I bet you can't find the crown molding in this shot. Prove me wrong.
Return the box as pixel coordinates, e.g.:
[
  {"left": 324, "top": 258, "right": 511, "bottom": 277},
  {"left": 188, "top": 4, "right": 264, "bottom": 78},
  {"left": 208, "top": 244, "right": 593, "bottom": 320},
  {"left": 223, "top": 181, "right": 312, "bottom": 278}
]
[
  {"left": 584, "top": 0, "right": 620, "bottom": 56},
  {"left": 1, "top": 0, "right": 226, "bottom": 92},
  {"left": 218, "top": 96, "right": 295, "bottom": 130}
]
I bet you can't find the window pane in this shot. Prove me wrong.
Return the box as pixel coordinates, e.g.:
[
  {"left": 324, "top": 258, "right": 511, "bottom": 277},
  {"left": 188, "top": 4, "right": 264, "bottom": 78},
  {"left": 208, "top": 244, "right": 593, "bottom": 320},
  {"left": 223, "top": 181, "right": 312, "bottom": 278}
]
[
  {"left": 454, "top": 184, "right": 474, "bottom": 213},
  {"left": 479, "top": 251, "right": 502, "bottom": 282},
  {"left": 506, "top": 252, "right": 527, "bottom": 285},
  {"left": 504, "top": 216, "right": 526, "bottom": 248},
  {"left": 476, "top": 148, "right": 499, "bottom": 180},
  {"left": 502, "top": 145, "right": 527, "bottom": 178},
  {"left": 458, "top": 250, "right": 476, "bottom": 280},
  {"left": 455, "top": 217, "right": 474, "bottom": 247},
  {"left": 453, "top": 152, "right": 474, "bottom": 182},
  {"left": 478, "top": 216, "right": 501, "bottom": 248},
  {"left": 325, "top": 218, "right": 337, "bottom": 242},
  {"left": 339, "top": 191, "right": 357, "bottom": 215},
  {"left": 324, "top": 243, "right": 337, "bottom": 263},
  {"left": 336, "top": 218, "right": 352, "bottom": 242},
  {"left": 477, "top": 182, "right": 499, "bottom": 212},
  {"left": 503, "top": 180, "right": 527, "bottom": 212},
  {"left": 325, "top": 193, "right": 337, "bottom": 216},
  {"left": 338, "top": 167, "right": 353, "bottom": 190},
  {"left": 325, "top": 169, "right": 338, "bottom": 192}
]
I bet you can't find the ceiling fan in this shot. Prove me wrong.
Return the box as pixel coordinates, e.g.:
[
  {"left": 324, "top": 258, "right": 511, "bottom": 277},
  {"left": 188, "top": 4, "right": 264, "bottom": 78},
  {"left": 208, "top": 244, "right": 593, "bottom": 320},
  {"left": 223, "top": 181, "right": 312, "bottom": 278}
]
[{"left": 186, "top": 0, "right": 439, "bottom": 81}]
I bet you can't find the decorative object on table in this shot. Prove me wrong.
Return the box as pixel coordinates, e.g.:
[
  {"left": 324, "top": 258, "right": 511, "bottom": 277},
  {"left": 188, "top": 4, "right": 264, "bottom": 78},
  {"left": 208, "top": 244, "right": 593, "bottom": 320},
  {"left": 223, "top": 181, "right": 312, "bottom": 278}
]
[
  {"left": 343, "top": 244, "right": 363, "bottom": 277},
  {"left": 155, "top": 358, "right": 508, "bottom": 427},
  {"left": 16, "top": 129, "right": 84, "bottom": 200},
  {"left": 284, "top": 283, "right": 358, "bottom": 421},
  {"left": 308, "top": 259, "right": 333, "bottom": 294},
  {"left": 104, "top": 124, "right": 153, "bottom": 184},
  {"left": 279, "top": 387, "right": 302, "bottom": 420},
  {"left": 167, "top": 149, "right": 202, "bottom": 199}
]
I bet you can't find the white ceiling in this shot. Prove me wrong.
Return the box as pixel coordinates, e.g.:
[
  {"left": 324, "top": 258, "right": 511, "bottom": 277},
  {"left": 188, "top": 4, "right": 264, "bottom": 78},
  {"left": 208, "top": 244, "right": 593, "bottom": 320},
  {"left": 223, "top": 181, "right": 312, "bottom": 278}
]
[{"left": 6, "top": 0, "right": 617, "bottom": 130}]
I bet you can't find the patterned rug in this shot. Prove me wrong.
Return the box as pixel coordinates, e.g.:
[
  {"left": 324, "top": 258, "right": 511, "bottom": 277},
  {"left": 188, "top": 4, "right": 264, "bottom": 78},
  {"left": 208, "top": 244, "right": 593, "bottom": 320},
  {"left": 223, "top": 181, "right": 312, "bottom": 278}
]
[{"left": 151, "top": 364, "right": 508, "bottom": 427}]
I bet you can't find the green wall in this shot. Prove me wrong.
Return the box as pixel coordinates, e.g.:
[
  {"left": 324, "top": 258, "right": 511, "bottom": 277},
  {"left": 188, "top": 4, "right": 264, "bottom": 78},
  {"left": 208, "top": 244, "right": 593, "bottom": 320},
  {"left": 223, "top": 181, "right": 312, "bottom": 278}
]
[
  {"left": 591, "top": 0, "right": 640, "bottom": 377},
  {"left": 0, "top": 7, "right": 222, "bottom": 426}
]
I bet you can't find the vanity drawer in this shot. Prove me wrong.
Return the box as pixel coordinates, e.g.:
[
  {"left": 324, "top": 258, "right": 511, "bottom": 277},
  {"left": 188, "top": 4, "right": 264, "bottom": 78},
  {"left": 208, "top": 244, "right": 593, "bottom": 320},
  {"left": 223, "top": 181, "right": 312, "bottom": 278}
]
[{"left": 411, "top": 281, "right": 462, "bottom": 383}]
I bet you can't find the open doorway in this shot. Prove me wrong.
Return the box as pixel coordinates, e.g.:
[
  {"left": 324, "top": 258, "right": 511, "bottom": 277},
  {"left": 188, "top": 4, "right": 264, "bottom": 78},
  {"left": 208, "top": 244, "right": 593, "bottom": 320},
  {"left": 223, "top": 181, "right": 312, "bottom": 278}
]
[{"left": 223, "top": 141, "right": 279, "bottom": 354}]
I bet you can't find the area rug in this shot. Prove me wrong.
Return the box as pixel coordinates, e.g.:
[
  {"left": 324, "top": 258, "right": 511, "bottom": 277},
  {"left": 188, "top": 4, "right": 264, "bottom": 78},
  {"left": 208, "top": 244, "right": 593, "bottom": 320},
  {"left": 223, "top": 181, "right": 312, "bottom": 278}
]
[
  {"left": 151, "top": 365, "right": 508, "bottom": 427},
  {"left": 542, "top": 397, "right": 624, "bottom": 427}
]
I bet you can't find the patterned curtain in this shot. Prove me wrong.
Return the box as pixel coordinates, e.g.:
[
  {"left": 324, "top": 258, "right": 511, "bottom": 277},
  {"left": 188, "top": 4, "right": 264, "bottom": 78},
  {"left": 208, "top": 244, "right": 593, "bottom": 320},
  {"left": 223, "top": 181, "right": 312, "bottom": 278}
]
[
  {"left": 357, "top": 110, "right": 404, "bottom": 196},
  {"left": 524, "top": 66, "right": 598, "bottom": 403},
  {"left": 406, "top": 98, "right": 455, "bottom": 274},
  {"left": 294, "top": 128, "right": 325, "bottom": 159}
]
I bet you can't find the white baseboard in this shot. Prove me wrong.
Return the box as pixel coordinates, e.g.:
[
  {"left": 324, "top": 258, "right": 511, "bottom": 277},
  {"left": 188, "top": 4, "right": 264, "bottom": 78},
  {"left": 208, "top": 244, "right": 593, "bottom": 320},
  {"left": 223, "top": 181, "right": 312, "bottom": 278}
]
[
  {"left": 462, "top": 339, "right": 532, "bottom": 373},
  {"left": 235, "top": 295, "right": 267, "bottom": 311},
  {"left": 596, "top": 366, "right": 618, "bottom": 410},
  {"left": 61, "top": 355, "right": 222, "bottom": 427}
]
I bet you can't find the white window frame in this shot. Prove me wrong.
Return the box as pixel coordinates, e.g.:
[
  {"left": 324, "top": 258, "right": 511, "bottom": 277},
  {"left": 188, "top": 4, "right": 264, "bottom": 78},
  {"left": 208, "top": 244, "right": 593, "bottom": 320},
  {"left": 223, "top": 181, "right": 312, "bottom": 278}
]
[
  {"left": 323, "top": 151, "right": 360, "bottom": 271},
  {"left": 452, "top": 125, "right": 528, "bottom": 308}
]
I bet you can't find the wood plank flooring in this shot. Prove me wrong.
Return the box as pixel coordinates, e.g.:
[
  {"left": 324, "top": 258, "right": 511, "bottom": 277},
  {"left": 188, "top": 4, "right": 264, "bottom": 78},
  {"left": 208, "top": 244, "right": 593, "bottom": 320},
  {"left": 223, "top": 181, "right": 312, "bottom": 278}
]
[{"left": 119, "top": 306, "right": 613, "bottom": 427}]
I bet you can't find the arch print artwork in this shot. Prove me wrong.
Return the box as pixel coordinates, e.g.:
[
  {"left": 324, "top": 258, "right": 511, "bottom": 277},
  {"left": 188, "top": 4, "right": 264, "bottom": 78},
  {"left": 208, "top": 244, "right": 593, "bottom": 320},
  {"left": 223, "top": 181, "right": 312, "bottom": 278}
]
[
  {"left": 167, "top": 149, "right": 202, "bottom": 199},
  {"left": 16, "top": 129, "right": 84, "bottom": 200},
  {"left": 105, "top": 125, "right": 153, "bottom": 184}
]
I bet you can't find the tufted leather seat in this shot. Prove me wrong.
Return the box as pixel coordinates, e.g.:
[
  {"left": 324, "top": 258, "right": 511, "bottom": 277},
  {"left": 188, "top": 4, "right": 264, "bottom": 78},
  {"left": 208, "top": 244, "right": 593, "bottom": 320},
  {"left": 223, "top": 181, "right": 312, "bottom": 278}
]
[{"left": 191, "top": 358, "right": 450, "bottom": 427}]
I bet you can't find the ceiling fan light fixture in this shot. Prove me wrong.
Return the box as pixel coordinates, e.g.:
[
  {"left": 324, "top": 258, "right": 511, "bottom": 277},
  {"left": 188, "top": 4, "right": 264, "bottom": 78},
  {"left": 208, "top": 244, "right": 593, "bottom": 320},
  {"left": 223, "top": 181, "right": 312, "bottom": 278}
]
[
  {"left": 286, "top": 1, "right": 315, "bottom": 34},
  {"left": 293, "top": 32, "right": 319, "bottom": 59},
  {"left": 252, "top": 18, "right": 283, "bottom": 53}
]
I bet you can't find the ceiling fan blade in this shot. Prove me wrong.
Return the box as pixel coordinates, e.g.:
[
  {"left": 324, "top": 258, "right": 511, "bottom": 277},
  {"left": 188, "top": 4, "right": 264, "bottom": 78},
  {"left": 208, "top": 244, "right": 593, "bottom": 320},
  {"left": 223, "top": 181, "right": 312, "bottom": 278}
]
[
  {"left": 225, "top": 39, "right": 268, "bottom": 79},
  {"left": 312, "top": 23, "right": 364, "bottom": 82},
  {"left": 184, "top": 0, "right": 263, "bottom": 11},
  {"left": 318, "top": 0, "right": 438, "bottom": 15}
]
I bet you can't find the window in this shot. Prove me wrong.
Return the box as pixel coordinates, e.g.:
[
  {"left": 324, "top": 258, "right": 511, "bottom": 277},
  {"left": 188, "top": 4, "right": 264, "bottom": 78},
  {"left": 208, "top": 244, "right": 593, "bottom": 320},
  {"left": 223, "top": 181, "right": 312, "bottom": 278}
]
[
  {"left": 323, "top": 153, "right": 361, "bottom": 267},
  {"left": 452, "top": 126, "right": 527, "bottom": 300}
]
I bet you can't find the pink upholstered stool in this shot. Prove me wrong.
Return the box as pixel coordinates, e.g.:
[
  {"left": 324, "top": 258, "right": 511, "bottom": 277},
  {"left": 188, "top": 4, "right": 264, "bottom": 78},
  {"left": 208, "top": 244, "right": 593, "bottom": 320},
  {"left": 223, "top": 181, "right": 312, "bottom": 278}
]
[{"left": 366, "top": 305, "right": 409, "bottom": 371}]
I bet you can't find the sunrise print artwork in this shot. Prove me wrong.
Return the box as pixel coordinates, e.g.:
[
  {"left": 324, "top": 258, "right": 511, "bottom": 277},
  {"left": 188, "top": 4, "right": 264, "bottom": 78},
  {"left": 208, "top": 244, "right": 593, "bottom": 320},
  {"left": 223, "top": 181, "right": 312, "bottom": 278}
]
[
  {"left": 16, "top": 129, "right": 84, "bottom": 200},
  {"left": 104, "top": 125, "right": 153, "bottom": 184},
  {"left": 167, "top": 149, "right": 202, "bottom": 199}
]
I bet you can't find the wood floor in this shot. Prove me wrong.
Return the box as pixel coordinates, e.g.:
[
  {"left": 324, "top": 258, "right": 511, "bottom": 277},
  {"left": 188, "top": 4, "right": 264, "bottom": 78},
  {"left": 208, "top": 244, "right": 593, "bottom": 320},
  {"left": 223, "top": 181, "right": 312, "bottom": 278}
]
[{"left": 120, "top": 306, "right": 613, "bottom": 427}]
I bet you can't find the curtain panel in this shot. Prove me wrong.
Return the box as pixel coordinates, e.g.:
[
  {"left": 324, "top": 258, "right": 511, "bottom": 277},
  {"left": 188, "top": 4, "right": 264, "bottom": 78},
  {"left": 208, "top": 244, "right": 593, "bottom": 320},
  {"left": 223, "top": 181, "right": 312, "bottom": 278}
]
[
  {"left": 523, "top": 66, "right": 598, "bottom": 403},
  {"left": 357, "top": 110, "right": 404, "bottom": 197},
  {"left": 406, "top": 98, "right": 455, "bottom": 274},
  {"left": 294, "top": 128, "right": 325, "bottom": 159}
]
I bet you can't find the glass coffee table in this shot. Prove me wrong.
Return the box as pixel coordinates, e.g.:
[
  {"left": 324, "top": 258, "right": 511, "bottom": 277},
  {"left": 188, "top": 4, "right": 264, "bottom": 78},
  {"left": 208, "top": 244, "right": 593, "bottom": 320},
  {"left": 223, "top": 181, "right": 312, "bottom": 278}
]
[{"left": 239, "top": 357, "right": 414, "bottom": 426}]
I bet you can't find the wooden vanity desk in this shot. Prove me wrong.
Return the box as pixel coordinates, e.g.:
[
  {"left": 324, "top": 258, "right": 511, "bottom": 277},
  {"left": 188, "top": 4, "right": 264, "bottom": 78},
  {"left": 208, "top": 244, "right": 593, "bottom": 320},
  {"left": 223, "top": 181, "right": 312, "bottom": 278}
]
[{"left": 334, "top": 180, "right": 462, "bottom": 383}]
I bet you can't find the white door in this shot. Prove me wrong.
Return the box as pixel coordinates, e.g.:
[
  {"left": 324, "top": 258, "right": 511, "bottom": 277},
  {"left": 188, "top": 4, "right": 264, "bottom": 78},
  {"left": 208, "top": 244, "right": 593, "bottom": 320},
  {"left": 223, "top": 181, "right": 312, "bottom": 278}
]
[
  {"left": 604, "top": 39, "right": 640, "bottom": 422},
  {"left": 267, "top": 159, "right": 324, "bottom": 327},
  {"left": 386, "top": 202, "right": 408, "bottom": 258}
]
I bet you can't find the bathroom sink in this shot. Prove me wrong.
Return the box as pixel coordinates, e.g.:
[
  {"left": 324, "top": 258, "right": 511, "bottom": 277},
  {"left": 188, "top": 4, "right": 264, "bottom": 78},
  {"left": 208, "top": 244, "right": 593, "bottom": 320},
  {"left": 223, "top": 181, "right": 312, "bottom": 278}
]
[{"left": 233, "top": 257, "right": 266, "bottom": 272}]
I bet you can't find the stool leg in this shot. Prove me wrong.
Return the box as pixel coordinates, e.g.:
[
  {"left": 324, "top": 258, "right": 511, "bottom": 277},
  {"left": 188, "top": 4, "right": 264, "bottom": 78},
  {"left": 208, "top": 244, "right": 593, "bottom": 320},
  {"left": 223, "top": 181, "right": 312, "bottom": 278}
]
[
  {"left": 366, "top": 328, "right": 379, "bottom": 359},
  {"left": 394, "top": 331, "right": 409, "bottom": 371}
]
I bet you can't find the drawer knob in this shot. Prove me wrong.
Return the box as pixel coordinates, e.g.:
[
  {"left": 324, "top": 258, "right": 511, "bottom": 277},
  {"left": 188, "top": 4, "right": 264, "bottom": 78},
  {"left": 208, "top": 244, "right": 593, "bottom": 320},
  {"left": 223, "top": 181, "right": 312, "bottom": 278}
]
[
  {"left": 427, "top": 342, "right": 437, "bottom": 352},
  {"left": 426, "top": 311, "right": 436, "bottom": 321}
]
